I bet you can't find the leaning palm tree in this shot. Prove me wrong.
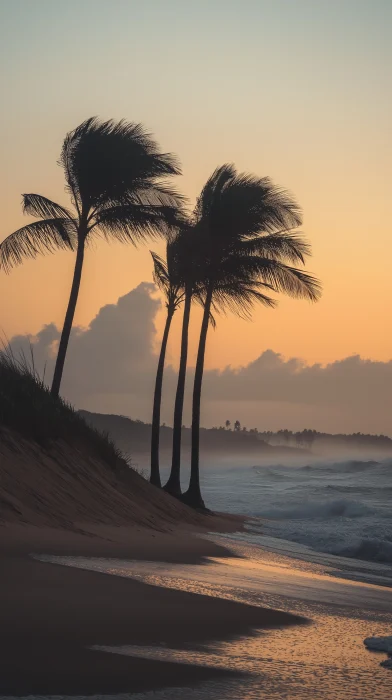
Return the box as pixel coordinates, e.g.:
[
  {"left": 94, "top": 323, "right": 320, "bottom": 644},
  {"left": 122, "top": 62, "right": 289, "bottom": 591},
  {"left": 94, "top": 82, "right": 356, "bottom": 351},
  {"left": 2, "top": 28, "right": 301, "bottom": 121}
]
[
  {"left": 0, "top": 117, "right": 182, "bottom": 397},
  {"left": 162, "top": 277, "right": 193, "bottom": 495},
  {"left": 163, "top": 226, "right": 219, "bottom": 497},
  {"left": 149, "top": 235, "right": 188, "bottom": 486},
  {"left": 163, "top": 227, "right": 202, "bottom": 496},
  {"left": 164, "top": 242, "right": 270, "bottom": 498},
  {"left": 182, "top": 164, "right": 321, "bottom": 508}
]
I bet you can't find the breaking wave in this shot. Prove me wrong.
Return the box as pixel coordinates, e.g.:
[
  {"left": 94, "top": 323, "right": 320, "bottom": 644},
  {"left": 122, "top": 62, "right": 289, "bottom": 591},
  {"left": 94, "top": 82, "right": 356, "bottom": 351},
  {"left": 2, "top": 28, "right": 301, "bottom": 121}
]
[
  {"left": 337, "top": 537, "right": 392, "bottom": 563},
  {"left": 261, "top": 498, "right": 374, "bottom": 520},
  {"left": 205, "top": 458, "right": 392, "bottom": 567}
]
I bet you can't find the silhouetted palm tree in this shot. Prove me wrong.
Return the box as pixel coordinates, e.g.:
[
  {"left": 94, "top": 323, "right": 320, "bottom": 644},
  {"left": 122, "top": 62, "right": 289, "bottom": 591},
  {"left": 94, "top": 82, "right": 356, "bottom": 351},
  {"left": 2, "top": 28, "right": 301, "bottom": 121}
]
[
  {"left": 165, "top": 252, "right": 272, "bottom": 498},
  {"left": 163, "top": 283, "right": 193, "bottom": 495},
  {"left": 150, "top": 236, "right": 188, "bottom": 486},
  {"left": 182, "top": 164, "right": 321, "bottom": 508},
  {"left": 163, "top": 227, "right": 230, "bottom": 497},
  {"left": 0, "top": 118, "right": 182, "bottom": 397},
  {"left": 164, "top": 226, "right": 204, "bottom": 496}
]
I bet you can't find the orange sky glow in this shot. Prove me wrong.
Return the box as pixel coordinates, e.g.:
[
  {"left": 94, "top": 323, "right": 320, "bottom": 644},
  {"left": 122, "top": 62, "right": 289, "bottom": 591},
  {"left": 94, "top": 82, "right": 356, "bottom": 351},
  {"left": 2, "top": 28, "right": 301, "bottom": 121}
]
[{"left": 1, "top": 0, "right": 391, "bottom": 377}]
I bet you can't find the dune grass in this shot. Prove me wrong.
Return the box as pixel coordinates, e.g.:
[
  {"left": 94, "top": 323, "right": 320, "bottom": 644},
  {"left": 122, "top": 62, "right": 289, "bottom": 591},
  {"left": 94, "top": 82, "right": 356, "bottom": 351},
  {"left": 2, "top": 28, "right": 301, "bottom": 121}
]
[{"left": 0, "top": 349, "right": 129, "bottom": 472}]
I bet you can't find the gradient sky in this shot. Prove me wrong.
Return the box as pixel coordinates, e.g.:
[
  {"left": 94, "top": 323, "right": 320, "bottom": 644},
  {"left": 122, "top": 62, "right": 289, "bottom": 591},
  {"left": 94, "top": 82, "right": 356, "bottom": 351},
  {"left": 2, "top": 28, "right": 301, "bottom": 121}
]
[{"left": 1, "top": 0, "right": 391, "bottom": 377}]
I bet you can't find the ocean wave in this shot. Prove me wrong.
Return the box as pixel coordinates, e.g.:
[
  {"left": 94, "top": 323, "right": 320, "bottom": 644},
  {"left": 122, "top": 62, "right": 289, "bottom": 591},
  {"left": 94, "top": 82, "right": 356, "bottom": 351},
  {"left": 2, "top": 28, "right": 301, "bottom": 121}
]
[
  {"left": 261, "top": 498, "right": 374, "bottom": 520},
  {"left": 335, "top": 537, "right": 392, "bottom": 564},
  {"left": 257, "top": 516, "right": 392, "bottom": 563},
  {"left": 255, "top": 522, "right": 392, "bottom": 564},
  {"left": 299, "top": 459, "right": 392, "bottom": 474},
  {"left": 253, "top": 459, "right": 391, "bottom": 479},
  {"left": 253, "top": 466, "right": 297, "bottom": 481},
  {"left": 334, "top": 460, "right": 381, "bottom": 472},
  {"left": 206, "top": 459, "right": 392, "bottom": 568},
  {"left": 326, "top": 484, "right": 392, "bottom": 494}
]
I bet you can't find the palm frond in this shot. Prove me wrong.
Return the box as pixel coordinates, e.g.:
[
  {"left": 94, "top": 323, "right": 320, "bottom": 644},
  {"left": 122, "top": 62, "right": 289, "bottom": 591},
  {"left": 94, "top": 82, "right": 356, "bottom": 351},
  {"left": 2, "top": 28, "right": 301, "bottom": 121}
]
[
  {"left": 207, "top": 253, "right": 268, "bottom": 283},
  {"left": 151, "top": 251, "right": 170, "bottom": 292},
  {"left": 216, "top": 177, "right": 301, "bottom": 240},
  {"left": 194, "top": 164, "right": 236, "bottom": 221},
  {"left": 60, "top": 117, "right": 182, "bottom": 212},
  {"left": 151, "top": 235, "right": 190, "bottom": 309},
  {"left": 209, "top": 309, "right": 217, "bottom": 328},
  {"left": 194, "top": 164, "right": 302, "bottom": 241},
  {"left": 128, "top": 183, "right": 187, "bottom": 209},
  {"left": 237, "top": 231, "right": 311, "bottom": 264},
  {"left": 188, "top": 165, "right": 321, "bottom": 318},
  {"left": 0, "top": 219, "right": 76, "bottom": 273},
  {"left": 22, "top": 194, "right": 75, "bottom": 221},
  {"left": 224, "top": 174, "right": 302, "bottom": 232},
  {"left": 91, "top": 204, "right": 179, "bottom": 245},
  {"left": 212, "top": 280, "right": 276, "bottom": 319},
  {"left": 250, "top": 259, "right": 322, "bottom": 301}
]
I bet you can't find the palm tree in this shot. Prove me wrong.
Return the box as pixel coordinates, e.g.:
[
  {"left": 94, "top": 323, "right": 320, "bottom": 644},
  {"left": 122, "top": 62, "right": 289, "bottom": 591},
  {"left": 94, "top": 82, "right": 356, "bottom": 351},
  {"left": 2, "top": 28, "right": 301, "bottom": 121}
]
[
  {"left": 182, "top": 268, "right": 276, "bottom": 508},
  {"left": 163, "top": 282, "right": 193, "bottom": 495},
  {"left": 163, "top": 226, "right": 221, "bottom": 497},
  {"left": 182, "top": 164, "right": 321, "bottom": 508},
  {"left": 165, "top": 254, "right": 272, "bottom": 498},
  {"left": 149, "top": 236, "right": 188, "bottom": 486},
  {"left": 0, "top": 117, "right": 182, "bottom": 397},
  {"left": 163, "top": 227, "right": 201, "bottom": 496}
]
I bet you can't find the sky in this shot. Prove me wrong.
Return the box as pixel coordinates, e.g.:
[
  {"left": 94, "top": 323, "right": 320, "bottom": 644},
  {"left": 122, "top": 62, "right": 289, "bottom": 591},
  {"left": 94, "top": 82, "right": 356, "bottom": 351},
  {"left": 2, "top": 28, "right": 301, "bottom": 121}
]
[
  {"left": 9, "top": 283, "right": 392, "bottom": 435},
  {"left": 1, "top": 1, "right": 391, "bottom": 432}
]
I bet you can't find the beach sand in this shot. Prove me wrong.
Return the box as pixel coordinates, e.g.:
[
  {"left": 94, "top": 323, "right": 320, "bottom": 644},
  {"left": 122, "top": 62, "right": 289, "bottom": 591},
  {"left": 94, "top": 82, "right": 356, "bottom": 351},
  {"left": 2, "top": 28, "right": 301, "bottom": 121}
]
[
  {"left": 0, "top": 426, "right": 304, "bottom": 695},
  {"left": 0, "top": 521, "right": 303, "bottom": 695}
]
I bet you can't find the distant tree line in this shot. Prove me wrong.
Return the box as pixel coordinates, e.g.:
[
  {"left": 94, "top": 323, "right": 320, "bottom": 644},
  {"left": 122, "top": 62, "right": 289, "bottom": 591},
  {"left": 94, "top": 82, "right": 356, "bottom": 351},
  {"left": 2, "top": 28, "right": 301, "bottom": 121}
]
[{"left": 219, "top": 427, "right": 392, "bottom": 449}]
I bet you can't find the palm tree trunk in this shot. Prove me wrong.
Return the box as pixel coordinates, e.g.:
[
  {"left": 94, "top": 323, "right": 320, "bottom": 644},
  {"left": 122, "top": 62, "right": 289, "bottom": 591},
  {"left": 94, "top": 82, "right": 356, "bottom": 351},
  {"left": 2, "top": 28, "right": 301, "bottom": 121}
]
[
  {"left": 51, "top": 238, "right": 85, "bottom": 397},
  {"left": 150, "top": 305, "right": 175, "bottom": 487},
  {"left": 182, "top": 284, "right": 213, "bottom": 509},
  {"left": 164, "top": 288, "right": 192, "bottom": 496}
]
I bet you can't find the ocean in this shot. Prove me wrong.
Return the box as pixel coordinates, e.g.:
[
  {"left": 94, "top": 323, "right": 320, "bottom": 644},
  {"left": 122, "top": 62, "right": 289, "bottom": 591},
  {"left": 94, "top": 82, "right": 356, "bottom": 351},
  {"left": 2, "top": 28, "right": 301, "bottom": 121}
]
[{"left": 199, "top": 456, "right": 392, "bottom": 579}]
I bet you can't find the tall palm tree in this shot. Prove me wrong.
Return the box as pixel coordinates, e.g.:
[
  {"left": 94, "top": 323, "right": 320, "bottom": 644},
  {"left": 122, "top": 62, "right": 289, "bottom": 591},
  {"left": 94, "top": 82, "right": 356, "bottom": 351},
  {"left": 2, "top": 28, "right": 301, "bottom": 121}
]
[
  {"left": 164, "top": 239, "right": 270, "bottom": 498},
  {"left": 163, "top": 226, "right": 214, "bottom": 497},
  {"left": 0, "top": 117, "right": 182, "bottom": 397},
  {"left": 163, "top": 252, "right": 196, "bottom": 495},
  {"left": 149, "top": 236, "right": 187, "bottom": 486},
  {"left": 182, "top": 165, "right": 321, "bottom": 508},
  {"left": 163, "top": 280, "right": 193, "bottom": 495}
]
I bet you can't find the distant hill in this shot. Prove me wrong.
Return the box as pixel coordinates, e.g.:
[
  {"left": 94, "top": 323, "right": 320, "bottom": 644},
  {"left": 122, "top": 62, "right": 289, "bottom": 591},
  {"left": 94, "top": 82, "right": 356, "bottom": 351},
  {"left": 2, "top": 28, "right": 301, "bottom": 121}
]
[{"left": 79, "top": 410, "right": 307, "bottom": 466}]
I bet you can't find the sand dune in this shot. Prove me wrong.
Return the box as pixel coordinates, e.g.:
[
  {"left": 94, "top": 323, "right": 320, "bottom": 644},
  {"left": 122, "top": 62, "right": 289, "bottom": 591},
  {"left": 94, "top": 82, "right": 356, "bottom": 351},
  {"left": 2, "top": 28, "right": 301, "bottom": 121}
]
[{"left": 0, "top": 427, "right": 204, "bottom": 531}]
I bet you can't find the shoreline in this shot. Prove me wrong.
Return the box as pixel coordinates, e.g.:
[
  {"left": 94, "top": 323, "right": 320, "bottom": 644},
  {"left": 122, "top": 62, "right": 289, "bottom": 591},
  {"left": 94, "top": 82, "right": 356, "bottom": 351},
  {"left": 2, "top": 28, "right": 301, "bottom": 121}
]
[{"left": 0, "top": 520, "right": 305, "bottom": 696}]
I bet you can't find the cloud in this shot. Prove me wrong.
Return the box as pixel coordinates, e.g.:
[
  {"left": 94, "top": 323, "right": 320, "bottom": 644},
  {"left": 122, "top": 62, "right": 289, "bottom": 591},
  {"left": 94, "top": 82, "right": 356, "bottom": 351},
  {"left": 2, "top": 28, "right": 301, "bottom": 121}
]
[
  {"left": 6, "top": 283, "right": 392, "bottom": 435},
  {"left": 203, "top": 351, "right": 392, "bottom": 408},
  {"left": 7, "top": 282, "right": 161, "bottom": 404},
  {"left": 201, "top": 352, "right": 392, "bottom": 435}
]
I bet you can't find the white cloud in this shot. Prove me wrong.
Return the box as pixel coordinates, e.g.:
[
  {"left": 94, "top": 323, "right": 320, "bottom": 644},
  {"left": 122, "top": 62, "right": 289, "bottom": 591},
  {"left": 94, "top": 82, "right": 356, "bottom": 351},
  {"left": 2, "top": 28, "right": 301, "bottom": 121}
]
[{"left": 7, "top": 283, "right": 392, "bottom": 435}]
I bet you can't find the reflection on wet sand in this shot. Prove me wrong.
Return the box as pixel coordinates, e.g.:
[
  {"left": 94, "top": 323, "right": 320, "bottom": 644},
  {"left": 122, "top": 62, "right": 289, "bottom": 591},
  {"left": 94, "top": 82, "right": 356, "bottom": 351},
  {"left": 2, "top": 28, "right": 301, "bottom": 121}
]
[{"left": 36, "top": 538, "right": 392, "bottom": 699}]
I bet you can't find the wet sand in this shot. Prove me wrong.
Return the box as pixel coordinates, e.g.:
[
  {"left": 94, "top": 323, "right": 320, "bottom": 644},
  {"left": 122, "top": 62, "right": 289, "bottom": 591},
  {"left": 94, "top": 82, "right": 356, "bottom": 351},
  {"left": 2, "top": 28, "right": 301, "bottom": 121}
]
[
  {"left": 29, "top": 536, "right": 392, "bottom": 699},
  {"left": 0, "top": 522, "right": 303, "bottom": 695}
]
